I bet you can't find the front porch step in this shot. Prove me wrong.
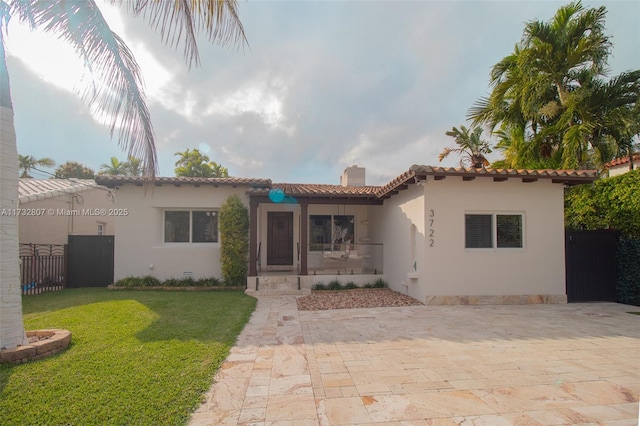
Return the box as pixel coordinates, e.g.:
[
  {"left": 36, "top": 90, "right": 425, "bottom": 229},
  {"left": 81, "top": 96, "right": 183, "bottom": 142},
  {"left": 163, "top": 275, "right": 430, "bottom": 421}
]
[
  {"left": 245, "top": 275, "right": 311, "bottom": 296},
  {"left": 245, "top": 289, "right": 311, "bottom": 297}
]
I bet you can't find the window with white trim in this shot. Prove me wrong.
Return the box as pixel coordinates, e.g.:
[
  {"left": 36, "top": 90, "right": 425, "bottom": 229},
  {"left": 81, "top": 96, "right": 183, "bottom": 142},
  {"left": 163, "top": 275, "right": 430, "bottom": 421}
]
[
  {"left": 465, "top": 213, "right": 523, "bottom": 249},
  {"left": 164, "top": 210, "right": 218, "bottom": 243}
]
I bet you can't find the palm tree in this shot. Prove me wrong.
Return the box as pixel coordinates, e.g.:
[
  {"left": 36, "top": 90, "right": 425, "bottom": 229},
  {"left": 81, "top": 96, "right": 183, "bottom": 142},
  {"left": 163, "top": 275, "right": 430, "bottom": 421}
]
[
  {"left": 18, "top": 154, "right": 55, "bottom": 177},
  {"left": 99, "top": 156, "right": 127, "bottom": 175},
  {"left": 0, "top": 0, "right": 246, "bottom": 352},
  {"left": 174, "top": 148, "right": 229, "bottom": 177},
  {"left": 439, "top": 125, "right": 492, "bottom": 168},
  {"left": 468, "top": 2, "right": 639, "bottom": 170},
  {"left": 124, "top": 156, "right": 143, "bottom": 176}
]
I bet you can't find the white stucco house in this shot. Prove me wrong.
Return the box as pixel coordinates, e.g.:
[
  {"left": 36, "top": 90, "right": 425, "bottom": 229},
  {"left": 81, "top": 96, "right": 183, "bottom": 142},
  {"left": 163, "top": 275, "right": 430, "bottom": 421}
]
[
  {"left": 18, "top": 178, "right": 115, "bottom": 245},
  {"left": 96, "top": 165, "right": 596, "bottom": 305}
]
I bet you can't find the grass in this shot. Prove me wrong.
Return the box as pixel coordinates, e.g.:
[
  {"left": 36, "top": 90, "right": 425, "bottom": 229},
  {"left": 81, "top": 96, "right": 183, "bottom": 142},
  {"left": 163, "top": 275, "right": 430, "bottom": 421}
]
[{"left": 0, "top": 288, "right": 256, "bottom": 425}]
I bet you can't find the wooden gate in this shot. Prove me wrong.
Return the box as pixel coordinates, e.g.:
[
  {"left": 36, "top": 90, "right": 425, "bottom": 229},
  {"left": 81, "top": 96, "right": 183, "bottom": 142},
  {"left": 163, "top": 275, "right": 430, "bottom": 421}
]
[
  {"left": 565, "top": 230, "right": 619, "bottom": 302},
  {"left": 67, "top": 235, "right": 114, "bottom": 288}
]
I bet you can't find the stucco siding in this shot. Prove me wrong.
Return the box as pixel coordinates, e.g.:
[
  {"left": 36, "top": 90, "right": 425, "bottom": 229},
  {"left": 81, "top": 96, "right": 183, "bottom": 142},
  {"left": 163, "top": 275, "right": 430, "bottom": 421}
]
[
  {"left": 370, "top": 185, "right": 425, "bottom": 299},
  {"left": 421, "top": 178, "right": 565, "bottom": 299},
  {"left": 112, "top": 185, "right": 247, "bottom": 281}
]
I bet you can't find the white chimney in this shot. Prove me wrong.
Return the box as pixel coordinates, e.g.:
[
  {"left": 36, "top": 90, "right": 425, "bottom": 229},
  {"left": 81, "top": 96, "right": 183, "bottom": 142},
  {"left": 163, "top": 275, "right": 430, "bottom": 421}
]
[{"left": 340, "top": 165, "right": 365, "bottom": 187}]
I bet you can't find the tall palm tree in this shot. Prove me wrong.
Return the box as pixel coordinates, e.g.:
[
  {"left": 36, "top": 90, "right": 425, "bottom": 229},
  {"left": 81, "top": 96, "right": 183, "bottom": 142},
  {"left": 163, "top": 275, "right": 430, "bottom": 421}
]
[
  {"left": 468, "top": 1, "right": 639, "bottom": 170},
  {"left": 0, "top": 0, "right": 246, "bottom": 352},
  {"left": 439, "top": 125, "right": 492, "bottom": 168},
  {"left": 18, "top": 154, "right": 55, "bottom": 177}
]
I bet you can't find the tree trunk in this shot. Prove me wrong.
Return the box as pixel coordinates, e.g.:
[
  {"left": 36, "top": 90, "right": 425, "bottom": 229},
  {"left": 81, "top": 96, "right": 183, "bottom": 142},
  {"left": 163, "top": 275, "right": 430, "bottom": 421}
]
[{"left": 0, "top": 38, "right": 28, "bottom": 350}]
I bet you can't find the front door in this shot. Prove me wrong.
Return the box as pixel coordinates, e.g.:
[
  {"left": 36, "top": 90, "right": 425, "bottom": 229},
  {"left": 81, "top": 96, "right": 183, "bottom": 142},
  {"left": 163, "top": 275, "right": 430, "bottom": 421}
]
[{"left": 267, "top": 212, "right": 293, "bottom": 265}]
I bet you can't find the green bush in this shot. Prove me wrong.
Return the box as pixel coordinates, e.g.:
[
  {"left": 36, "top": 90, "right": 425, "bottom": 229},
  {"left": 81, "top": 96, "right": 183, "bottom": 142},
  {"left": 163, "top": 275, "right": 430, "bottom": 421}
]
[
  {"left": 113, "top": 276, "right": 161, "bottom": 288},
  {"left": 371, "top": 278, "right": 388, "bottom": 288},
  {"left": 220, "top": 194, "right": 249, "bottom": 286},
  {"left": 312, "top": 282, "right": 327, "bottom": 290},
  {"left": 343, "top": 282, "right": 359, "bottom": 289},
  {"left": 327, "top": 279, "right": 343, "bottom": 290},
  {"left": 617, "top": 239, "right": 640, "bottom": 306},
  {"left": 113, "top": 276, "right": 224, "bottom": 288},
  {"left": 565, "top": 170, "right": 640, "bottom": 238}
]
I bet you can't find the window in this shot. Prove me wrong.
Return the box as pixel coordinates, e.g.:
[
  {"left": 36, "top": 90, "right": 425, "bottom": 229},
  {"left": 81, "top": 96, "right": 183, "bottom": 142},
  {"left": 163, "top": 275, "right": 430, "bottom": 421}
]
[
  {"left": 97, "top": 223, "right": 105, "bottom": 236},
  {"left": 164, "top": 210, "right": 218, "bottom": 243},
  {"left": 465, "top": 213, "right": 523, "bottom": 249},
  {"left": 310, "top": 214, "right": 354, "bottom": 250}
]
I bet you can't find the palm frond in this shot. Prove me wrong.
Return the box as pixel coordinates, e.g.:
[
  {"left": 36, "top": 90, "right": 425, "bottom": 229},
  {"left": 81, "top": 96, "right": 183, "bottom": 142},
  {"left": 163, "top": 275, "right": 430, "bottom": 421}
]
[
  {"left": 124, "top": 0, "right": 247, "bottom": 68},
  {"left": 12, "top": 0, "right": 158, "bottom": 178}
]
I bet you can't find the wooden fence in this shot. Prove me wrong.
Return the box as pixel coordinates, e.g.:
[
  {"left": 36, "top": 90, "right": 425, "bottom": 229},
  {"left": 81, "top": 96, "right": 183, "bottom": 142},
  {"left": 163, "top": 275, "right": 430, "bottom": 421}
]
[{"left": 19, "top": 243, "right": 67, "bottom": 296}]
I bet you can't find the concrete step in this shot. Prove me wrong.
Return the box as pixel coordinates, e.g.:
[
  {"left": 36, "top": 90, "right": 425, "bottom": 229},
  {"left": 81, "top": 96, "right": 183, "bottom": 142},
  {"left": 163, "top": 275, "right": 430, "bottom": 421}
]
[
  {"left": 245, "top": 288, "right": 311, "bottom": 297},
  {"left": 245, "top": 275, "right": 311, "bottom": 296}
]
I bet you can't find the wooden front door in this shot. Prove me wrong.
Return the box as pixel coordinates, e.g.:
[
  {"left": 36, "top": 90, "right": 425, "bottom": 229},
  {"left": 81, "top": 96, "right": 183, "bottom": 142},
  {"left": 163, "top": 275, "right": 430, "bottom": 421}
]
[{"left": 267, "top": 212, "right": 293, "bottom": 265}]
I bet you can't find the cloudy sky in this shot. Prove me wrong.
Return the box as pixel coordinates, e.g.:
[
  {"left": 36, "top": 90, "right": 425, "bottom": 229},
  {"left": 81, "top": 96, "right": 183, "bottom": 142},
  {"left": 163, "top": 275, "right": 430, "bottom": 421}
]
[{"left": 5, "top": 1, "right": 639, "bottom": 185}]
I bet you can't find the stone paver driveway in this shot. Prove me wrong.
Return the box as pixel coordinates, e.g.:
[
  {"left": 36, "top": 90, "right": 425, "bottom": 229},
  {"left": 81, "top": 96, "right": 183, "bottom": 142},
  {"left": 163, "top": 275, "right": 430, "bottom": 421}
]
[{"left": 190, "top": 297, "right": 640, "bottom": 425}]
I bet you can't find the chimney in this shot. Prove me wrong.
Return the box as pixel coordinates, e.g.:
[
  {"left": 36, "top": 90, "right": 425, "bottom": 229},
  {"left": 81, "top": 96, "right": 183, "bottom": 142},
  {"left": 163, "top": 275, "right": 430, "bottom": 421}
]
[{"left": 340, "top": 165, "right": 365, "bottom": 187}]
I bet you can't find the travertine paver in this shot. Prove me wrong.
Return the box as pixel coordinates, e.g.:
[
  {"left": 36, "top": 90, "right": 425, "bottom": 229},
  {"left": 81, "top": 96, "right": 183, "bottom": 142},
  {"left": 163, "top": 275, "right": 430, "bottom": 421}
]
[{"left": 190, "top": 297, "right": 640, "bottom": 425}]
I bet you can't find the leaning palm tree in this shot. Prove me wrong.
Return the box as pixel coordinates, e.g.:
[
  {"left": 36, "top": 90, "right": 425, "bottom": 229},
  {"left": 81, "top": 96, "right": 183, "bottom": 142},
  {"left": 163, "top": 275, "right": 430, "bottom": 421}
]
[
  {"left": 0, "top": 0, "right": 246, "bottom": 351},
  {"left": 439, "top": 125, "right": 492, "bottom": 168},
  {"left": 18, "top": 154, "right": 55, "bottom": 177}
]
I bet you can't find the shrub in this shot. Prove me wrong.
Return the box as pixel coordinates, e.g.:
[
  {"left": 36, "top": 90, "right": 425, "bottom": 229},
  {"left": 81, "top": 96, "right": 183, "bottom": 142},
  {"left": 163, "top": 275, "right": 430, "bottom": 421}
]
[
  {"left": 371, "top": 278, "right": 388, "bottom": 288},
  {"left": 113, "top": 276, "right": 160, "bottom": 287},
  {"left": 343, "top": 281, "right": 359, "bottom": 289},
  {"left": 617, "top": 239, "right": 640, "bottom": 306},
  {"left": 220, "top": 194, "right": 249, "bottom": 286},
  {"left": 195, "top": 277, "right": 222, "bottom": 287},
  {"left": 327, "top": 279, "right": 343, "bottom": 290},
  {"left": 565, "top": 170, "right": 640, "bottom": 238},
  {"left": 312, "top": 282, "right": 327, "bottom": 290},
  {"left": 141, "top": 275, "right": 161, "bottom": 287}
]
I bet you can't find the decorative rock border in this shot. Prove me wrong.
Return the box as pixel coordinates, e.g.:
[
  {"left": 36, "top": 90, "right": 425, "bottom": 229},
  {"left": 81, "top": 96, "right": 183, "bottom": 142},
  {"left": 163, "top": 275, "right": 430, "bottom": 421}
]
[{"left": 0, "top": 329, "right": 72, "bottom": 364}]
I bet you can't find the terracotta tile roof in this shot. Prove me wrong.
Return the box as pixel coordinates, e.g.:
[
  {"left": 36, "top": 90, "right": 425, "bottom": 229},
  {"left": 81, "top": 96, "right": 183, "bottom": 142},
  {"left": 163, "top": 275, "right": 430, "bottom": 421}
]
[
  {"left": 375, "top": 165, "right": 598, "bottom": 198},
  {"left": 604, "top": 154, "right": 640, "bottom": 168},
  {"left": 273, "top": 183, "right": 379, "bottom": 197},
  {"left": 95, "top": 175, "right": 272, "bottom": 188},
  {"left": 18, "top": 179, "right": 102, "bottom": 204},
  {"left": 95, "top": 165, "right": 598, "bottom": 202}
]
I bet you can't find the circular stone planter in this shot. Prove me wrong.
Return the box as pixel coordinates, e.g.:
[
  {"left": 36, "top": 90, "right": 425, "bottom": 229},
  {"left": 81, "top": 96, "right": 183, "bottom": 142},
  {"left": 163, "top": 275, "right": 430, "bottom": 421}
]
[{"left": 0, "top": 329, "right": 72, "bottom": 364}]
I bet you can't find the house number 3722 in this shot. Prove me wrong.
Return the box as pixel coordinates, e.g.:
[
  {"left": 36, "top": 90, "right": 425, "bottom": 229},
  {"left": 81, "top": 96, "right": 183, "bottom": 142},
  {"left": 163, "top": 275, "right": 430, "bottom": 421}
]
[{"left": 429, "top": 209, "right": 435, "bottom": 247}]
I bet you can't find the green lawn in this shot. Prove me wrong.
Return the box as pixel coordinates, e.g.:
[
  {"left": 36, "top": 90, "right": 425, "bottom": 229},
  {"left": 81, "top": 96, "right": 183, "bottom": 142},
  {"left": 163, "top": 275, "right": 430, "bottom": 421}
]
[{"left": 0, "top": 289, "right": 256, "bottom": 425}]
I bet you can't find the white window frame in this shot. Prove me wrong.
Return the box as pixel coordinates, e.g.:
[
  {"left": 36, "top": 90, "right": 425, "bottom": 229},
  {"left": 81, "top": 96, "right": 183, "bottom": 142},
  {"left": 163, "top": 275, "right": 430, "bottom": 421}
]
[
  {"left": 97, "top": 223, "right": 105, "bottom": 236},
  {"left": 163, "top": 209, "right": 219, "bottom": 244},
  {"left": 464, "top": 212, "right": 525, "bottom": 250}
]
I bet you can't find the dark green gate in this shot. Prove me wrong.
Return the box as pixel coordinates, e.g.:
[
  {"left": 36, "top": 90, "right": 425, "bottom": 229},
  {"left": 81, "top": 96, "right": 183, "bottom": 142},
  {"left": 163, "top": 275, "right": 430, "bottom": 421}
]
[{"left": 67, "top": 235, "right": 114, "bottom": 288}]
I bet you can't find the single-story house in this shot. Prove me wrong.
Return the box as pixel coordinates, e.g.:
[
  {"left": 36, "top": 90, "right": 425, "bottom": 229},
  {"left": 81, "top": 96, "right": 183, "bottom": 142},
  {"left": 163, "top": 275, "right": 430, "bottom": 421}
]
[
  {"left": 605, "top": 154, "right": 639, "bottom": 177},
  {"left": 18, "top": 178, "right": 115, "bottom": 245},
  {"left": 96, "top": 165, "right": 596, "bottom": 304}
]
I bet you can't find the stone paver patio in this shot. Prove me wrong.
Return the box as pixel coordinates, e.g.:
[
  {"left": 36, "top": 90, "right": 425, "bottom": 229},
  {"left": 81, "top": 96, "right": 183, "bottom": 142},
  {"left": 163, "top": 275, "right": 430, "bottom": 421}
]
[{"left": 190, "top": 297, "right": 640, "bottom": 425}]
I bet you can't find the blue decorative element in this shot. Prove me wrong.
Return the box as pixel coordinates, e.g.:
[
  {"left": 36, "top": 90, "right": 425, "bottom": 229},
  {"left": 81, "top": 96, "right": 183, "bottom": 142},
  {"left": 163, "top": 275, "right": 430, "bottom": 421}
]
[
  {"left": 269, "top": 188, "right": 285, "bottom": 203},
  {"left": 22, "top": 282, "right": 36, "bottom": 291}
]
